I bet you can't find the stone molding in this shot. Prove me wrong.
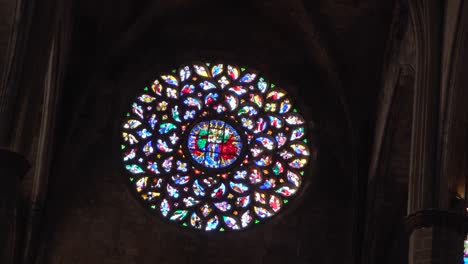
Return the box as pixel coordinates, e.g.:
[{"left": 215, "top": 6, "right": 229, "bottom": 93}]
[{"left": 405, "top": 209, "right": 467, "bottom": 234}]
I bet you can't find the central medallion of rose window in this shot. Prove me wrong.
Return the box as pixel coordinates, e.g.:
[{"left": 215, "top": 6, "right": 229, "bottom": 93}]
[{"left": 187, "top": 120, "right": 243, "bottom": 169}]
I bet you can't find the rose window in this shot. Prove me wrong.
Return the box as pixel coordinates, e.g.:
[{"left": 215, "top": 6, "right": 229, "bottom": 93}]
[{"left": 121, "top": 62, "right": 312, "bottom": 231}]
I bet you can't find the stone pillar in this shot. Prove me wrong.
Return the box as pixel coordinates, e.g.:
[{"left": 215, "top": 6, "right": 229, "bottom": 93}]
[
  {"left": 406, "top": 0, "right": 466, "bottom": 263},
  {"left": 405, "top": 210, "right": 465, "bottom": 264},
  {"left": 0, "top": 148, "right": 30, "bottom": 264}
]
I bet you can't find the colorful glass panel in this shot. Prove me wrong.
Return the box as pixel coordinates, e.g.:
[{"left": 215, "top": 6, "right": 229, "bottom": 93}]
[
  {"left": 187, "top": 120, "right": 243, "bottom": 169},
  {"left": 464, "top": 234, "right": 468, "bottom": 264},
  {"left": 120, "top": 62, "right": 312, "bottom": 232}
]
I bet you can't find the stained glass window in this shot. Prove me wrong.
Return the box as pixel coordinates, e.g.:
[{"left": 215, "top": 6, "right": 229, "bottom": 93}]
[
  {"left": 120, "top": 62, "right": 312, "bottom": 231},
  {"left": 464, "top": 234, "right": 468, "bottom": 264},
  {"left": 187, "top": 120, "right": 243, "bottom": 169}
]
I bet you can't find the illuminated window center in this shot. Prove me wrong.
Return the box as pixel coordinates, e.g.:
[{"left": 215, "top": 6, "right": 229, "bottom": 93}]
[{"left": 187, "top": 120, "right": 243, "bottom": 169}]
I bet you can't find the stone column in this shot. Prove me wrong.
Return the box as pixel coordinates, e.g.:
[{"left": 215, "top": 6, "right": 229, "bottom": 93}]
[
  {"left": 0, "top": 148, "right": 30, "bottom": 264},
  {"left": 406, "top": 0, "right": 467, "bottom": 263},
  {"left": 405, "top": 210, "right": 465, "bottom": 264}
]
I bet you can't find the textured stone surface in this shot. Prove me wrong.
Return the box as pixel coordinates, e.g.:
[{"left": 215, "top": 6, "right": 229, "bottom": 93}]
[{"left": 0, "top": 0, "right": 16, "bottom": 76}]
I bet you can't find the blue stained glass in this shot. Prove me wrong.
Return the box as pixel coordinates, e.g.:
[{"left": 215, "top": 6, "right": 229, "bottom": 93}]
[
  {"left": 254, "top": 206, "right": 272, "bottom": 218},
  {"left": 160, "top": 199, "right": 170, "bottom": 216},
  {"left": 172, "top": 175, "right": 190, "bottom": 185},
  {"left": 184, "top": 97, "right": 202, "bottom": 110},
  {"left": 290, "top": 127, "right": 305, "bottom": 140},
  {"left": 179, "top": 66, "right": 191, "bottom": 82},
  {"left": 148, "top": 114, "right": 157, "bottom": 129},
  {"left": 137, "top": 128, "right": 152, "bottom": 139},
  {"left": 287, "top": 170, "right": 301, "bottom": 187},
  {"left": 161, "top": 75, "right": 178, "bottom": 86},
  {"left": 214, "top": 201, "right": 231, "bottom": 212},
  {"left": 176, "top": 161, "right": 188, "bottom": 172},
  {"left": 190, "top": 212, "right": 202, "bottom": 229},
  {"left": 132, "top": 103, "right": 144, "bottom": 119},
  {"left": 234, "top": 170, "right": 247, "bottom": 180},
  {"left": 223, "top": 216, "right": 240, "bottom": 230},
  {"left": 230, "top": 182, "right": 249, "bottom": 194},
  {"left": 200, "top": 81, "right": 216, "bottom": 90},
  {"left": 156, "top": 139, "right": 173, "bottom": 152},
  {"left": 225, "top": 94, "right": 238, "bottom": 110},
  {"left": 167, "top": 184, "right": 179, "bottom": 198},
  {"left": 211, "top": 64, "right": 223, "bottom": 77},
  {"left": 147, "top": 161, "right": 160, "bottom": 174},
  {"left": 183, "top": 197, "right": 200, "bottom": 207},
  {"left": 184, "top": 110, "right": 196, "bottom": 120},
  {"left": 255, "top": 155, "right": 272, "bottom": 167},
  {"left": 257, "top": 78, "right": 268, "bottom": 93},
  {"left": 162, "top": 157, "right": 173, "bottom": 172},
  {"left": 279, "top": 99, "right": 292, "bottom": 114},
  {"left": 240, "top": 73, "right": 256, "bottom": 83},
  {"left": 193, "top": 180, "right": 206, "bottom": 197},
  {"left": 206, "top": 216, "right": 219, "bottom": 231},
  {"left": 124, "top": 119, "right": 142, "bottom": 129},
  {"left": 142, "top": 141, "right": 153, "bottom": 156},
  {"left": 260, "top": 178, "right": 276, "bottom": 190},
  {"left": 169, "top": 133, "right": 179, "bottom": 145},
  {"left": 238, "top": 106, "right": 258, "bottom": 116},
  {"left": 255, "top": 137, "right": 275, "bottom": 150}
]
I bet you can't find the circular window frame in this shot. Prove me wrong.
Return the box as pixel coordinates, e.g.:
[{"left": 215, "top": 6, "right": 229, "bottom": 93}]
[{"left": 115, "top": 60, "right": 317, "bottom": 234}]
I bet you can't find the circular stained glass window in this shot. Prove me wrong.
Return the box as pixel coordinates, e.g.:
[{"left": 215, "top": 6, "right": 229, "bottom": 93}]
[{"left": 121, "top": 62, "right": 312, "bottom": 232}]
